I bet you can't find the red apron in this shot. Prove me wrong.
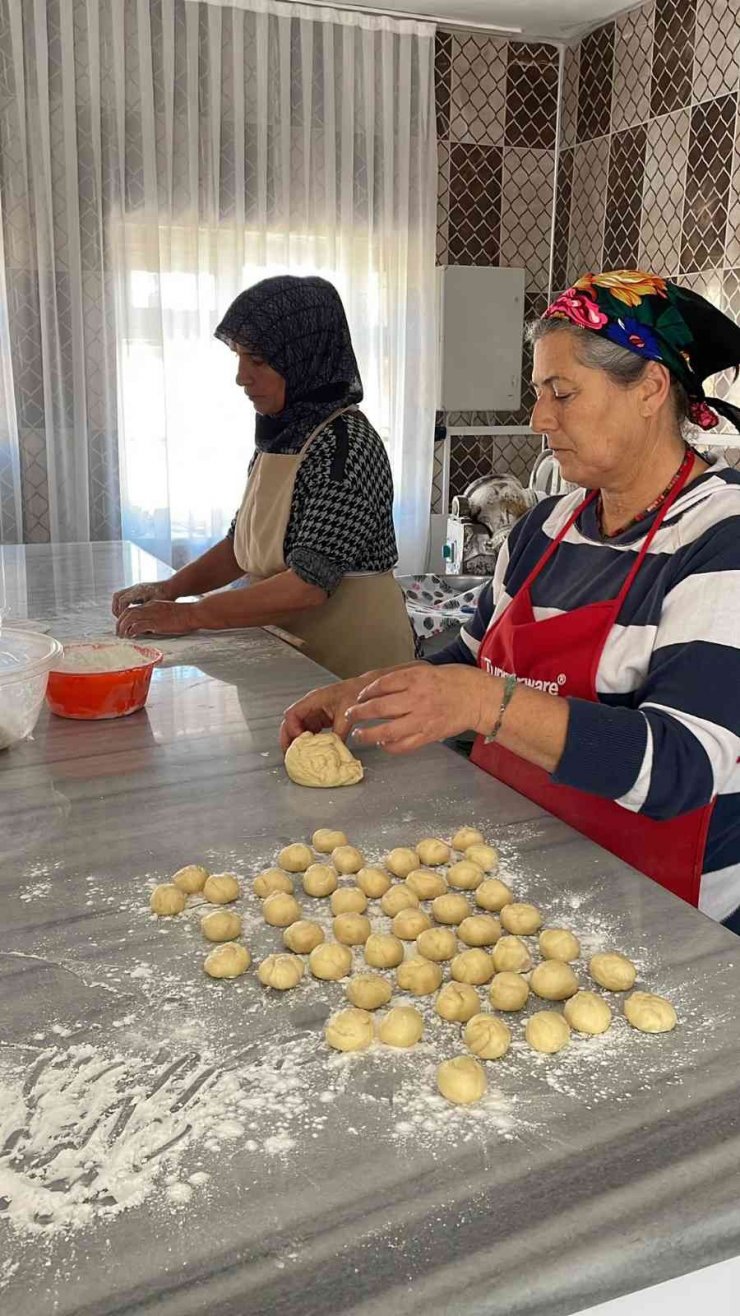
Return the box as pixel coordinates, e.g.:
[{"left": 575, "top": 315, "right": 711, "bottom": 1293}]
[{"left": 471, "top": 456, "right": 713, "bottom": 907}]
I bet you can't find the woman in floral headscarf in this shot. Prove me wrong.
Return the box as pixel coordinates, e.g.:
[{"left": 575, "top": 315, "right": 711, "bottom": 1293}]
[{"left": 282, "top": 269, "right": 740, "bottom": 930}]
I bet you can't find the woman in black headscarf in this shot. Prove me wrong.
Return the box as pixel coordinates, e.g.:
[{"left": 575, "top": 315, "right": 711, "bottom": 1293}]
[{"left": 113, "top": 275, "right": 414, "bottom": 678}]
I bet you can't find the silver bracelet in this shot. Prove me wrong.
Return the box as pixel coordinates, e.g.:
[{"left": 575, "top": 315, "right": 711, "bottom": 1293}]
[{"left": 484, "top": 673, "right": 518, "bottom": 744}]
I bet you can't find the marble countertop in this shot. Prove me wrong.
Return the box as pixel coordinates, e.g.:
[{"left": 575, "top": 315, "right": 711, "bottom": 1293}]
[{"left": 1, "top": 543, "right": 740, "bottom": 1316}]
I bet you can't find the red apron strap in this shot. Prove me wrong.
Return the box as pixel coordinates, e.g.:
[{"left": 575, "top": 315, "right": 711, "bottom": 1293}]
[
  {"left": 613, "top": 447, "right": 696, "bottom": 606},
  {"left": 515, "top": 488, "right": 598, "bottom": 596}
]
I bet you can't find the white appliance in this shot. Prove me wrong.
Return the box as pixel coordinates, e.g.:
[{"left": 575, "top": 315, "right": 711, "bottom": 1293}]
[{"left": 437, "top": 266, "right": 525, "bottom": 411}]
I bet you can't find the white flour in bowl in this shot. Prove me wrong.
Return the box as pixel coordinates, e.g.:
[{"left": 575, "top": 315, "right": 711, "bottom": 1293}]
[{"left": 56, "top": 643, "right": 155, "bottom": 674}]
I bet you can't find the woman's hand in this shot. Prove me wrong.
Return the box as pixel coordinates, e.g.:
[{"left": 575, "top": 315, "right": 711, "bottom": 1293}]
[
  {"left": 279, "top": 677, "right": 367, "bottom": 752},
  {"left": 346, "top": 664, "right": 491, "bottom": 754},
  {"left": 115, "top": 600, "right": 199, "bottom": 639},
  {"left": 112, "top": 580, "right": 173, "bottom": 618}
]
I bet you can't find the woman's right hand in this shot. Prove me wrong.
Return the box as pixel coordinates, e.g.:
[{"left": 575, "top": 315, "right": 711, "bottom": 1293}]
[
  {"left": 111, "top": 580, "right": 174, "bottom": 618},
  {"left": 279, "top": 677, "right": 366, "bottom": 752}
]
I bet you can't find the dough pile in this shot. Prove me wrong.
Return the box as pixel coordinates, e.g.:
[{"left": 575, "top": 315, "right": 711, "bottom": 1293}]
[{"left": 285, "top": 730, "right": 364, "bottom": 788}]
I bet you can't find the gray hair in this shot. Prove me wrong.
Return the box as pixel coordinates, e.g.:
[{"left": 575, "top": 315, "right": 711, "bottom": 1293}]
[{"left": 526, "top": 317, "right": 690, "bottom": 428}]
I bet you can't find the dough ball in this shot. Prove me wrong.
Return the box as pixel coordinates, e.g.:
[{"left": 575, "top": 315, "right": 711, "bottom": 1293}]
[
  {"left": 437, "top": 1056, "right": 487, "bottom": 1105},
  {"left": 447, "top": 860, "right": 485, "bottom": 891},
  {"left": 150, "top": 884, "right": 187, "bottom": 916},
  {"left": 416, "top": 838, "right": 451, "bottom": 867},
  {"left": 201, "top": 910, "right": 242, "bottom": 943},
  {"left": 253, "top": 868, "right": 294, "bottom": 898},
  {"left": 302, "top": 863, "right": 338, "bottom": 898},
  {"left": 451, "top": 948, "right": 495, "bottom": 985},
  {"left": 381, "top": 885, "right": 420, "bottom": 917},
  {"left": 258, "top": 952, "right": 305, "bottom": 990},
  {"left": 435, "top": 981, "right": 480, "bottom": 1022},
  {"left": 489, "top": 971, "right": 529, "bottom": 1011},
  {"left": 500, "top": 902, "right": 543, "bottom": 935},
  {"left": 525, "top": 1010, "right": 571, "bottom": 1054},
  {"left": 309, "top": 941, "right": 353, "bottom": 980},
  {"left": 396, "top": 957, "right": 443, "bottom": 996},
  {"left": 312, "top": 827, "right": 348, "bottom": 853},
  {"left": 451, "top": 826, "right": 485, "bottom": 851},
  {"left": 324, "top": 1007, "right": 374, "bottom": 1052},
  {"left": 491, "top": 936, "right": 532, "bottom": 973},
  {"left": 203, "top": 943, "right": 251, "bottom": 979},
  {"left": 330, "top": 886, "right": 367, "bottom": 915},
  {"left": 464, "top": 1014, "right": 511, "bottom": 1060},
  {"left": 333, "top": 912, "right": 372, "bottom": 945},
  {"left": 385, "top": 847, "right": 420, "bottom": 878},
  {"left": 624, "top": 991, "right": 677, "bottom": 1033},
  {"left": 432, "top": 893, "right": 472, "bottom": 925},
  {"left": 458, "top": 915, "right": 501, "bottom": 947},
  {"left": 405, "top": 868, "right": 448, "bottom": 901},
  {"left": 332, "top": 845, "right": 364, "bottom": 875},
  {"left": 284, "top": 730, "right": 363, "bottom": 788},
  {"left": 464, "top": 843, "right": 499, "bottom": 872},
  {"left": 530, "top": 960, "right": 579, "bottom": 1001},
  {"left": 262, "top": 892, "right": 302, "bottom": 927},
  {"left": 377, "top": 1005, "right": 424, "bottom": 1047},
  {"left": 475, "top": 878, "right": 514, "bottom": 912},
  {"left": 589, "top": 951, "right": 637, "bottom": 992},
  {"left": 364, "top": 932, "right": 405, "bottom": 969},
  {"left": 416, "top": 927, "right": 458, "bottom": 962},
  {"left": 203, "top": 873, "right": 241, "bottom": 904},
  {"left": 346, "top": 973, "right": 392, "bottom": 1010},
  {"left": 171, "top": 864, "right": 208, "bottom": 894},
  {"left": 564, "top": 991, "right": 613, "bottom": 1035},
  {"left": 392, "top": 908, "right": 432, "bottom": 940},
  {"left": 539, "top": 928, "right": 580, "bottom": 962},
  {"left": 356, "top": 867, "right": 391, "bottom": 899},
  {"left": 283, "top": 919, "right": 325, "bottom": 954},
  {"left": 277, "top": 843, "right": 314, "bottom": 873}
]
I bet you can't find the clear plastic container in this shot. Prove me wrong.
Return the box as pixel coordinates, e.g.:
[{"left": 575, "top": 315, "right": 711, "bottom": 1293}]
[{"left": 0, "top": 627, "right": 63, "bottom": 750}]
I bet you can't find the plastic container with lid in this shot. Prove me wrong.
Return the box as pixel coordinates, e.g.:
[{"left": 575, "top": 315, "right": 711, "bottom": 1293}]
[
  {"left": 46, "top": 640, "right": 163, "bottom": 720},
  {"left": 0, "top": 627, "right": 63, "bottom": 750}
]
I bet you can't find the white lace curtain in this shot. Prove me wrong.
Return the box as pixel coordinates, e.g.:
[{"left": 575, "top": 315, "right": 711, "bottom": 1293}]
[{"left": 0, "top": 0, "right": 437, "bottom": 571}]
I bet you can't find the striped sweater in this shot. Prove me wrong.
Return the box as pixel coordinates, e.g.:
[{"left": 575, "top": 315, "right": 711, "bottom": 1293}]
[{"left": 429, "top": 458, "right": 740, "bottom": 922}]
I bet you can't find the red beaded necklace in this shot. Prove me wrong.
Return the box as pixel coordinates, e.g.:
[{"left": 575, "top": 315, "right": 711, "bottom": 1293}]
[{"left": 596, "top": 446, "right": 697, "bottom": 538}]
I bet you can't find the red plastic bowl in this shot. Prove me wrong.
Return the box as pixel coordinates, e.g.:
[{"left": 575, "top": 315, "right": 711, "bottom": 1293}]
[{"left": 46, "top": 643, "right": 163, "bottom": 720}]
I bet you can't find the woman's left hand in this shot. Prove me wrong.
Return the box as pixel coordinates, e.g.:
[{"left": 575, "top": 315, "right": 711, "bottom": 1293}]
[
  {"left": 116, "top": 600, "right": 199, "bottom": 638},
  {"left": 346, "top": 663, "right": 490, "bottom": 754}
]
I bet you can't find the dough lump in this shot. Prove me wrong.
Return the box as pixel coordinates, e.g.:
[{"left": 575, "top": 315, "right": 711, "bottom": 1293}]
[
  {"left": 491, "top": 936, "right": 531, "bottom": 973},
  {"left": 458, "top": 915, "right": 501, "bottom": 947},
  {"left": 500, "top": 902, "right": 543, "bottom": 935},
  {"left": 309, "top": 942, "right": 353, "bottom": 980},
  {"left": 432, "top": 893, "right": 472, "bottom": 925},
  {"left": 385, "top": 847, "right": 420, "bottom": 878},
  {"left": 278, "top": 844, "right": 313, "bottom": 873},
  {"left": 416, "top": 927, "right": 458, "bottom": 962},
  {"left": 150, "top": 884, "right": 187, "bottom": 916},
  {"left": 325, "top": 1007, "right": 375, "bottom": 1052},
  {"left": 203, "top": 943, "right": 251, "bottom": 979},
  {"left": 447, "top": 860, "right": 485, "bottom": 891},
  {"left": 435, "top": 981, "right": 480, "bottom": 1022},
  {"left": 530, "top": 960, "right": 579, "bottom": 1001},
  {"left": 257, "top": 952, "right": 305, "bottom": 990},
  {"left": 201, "top": 910, "right": 242, "bottom": 942},
  {"left": 332, "top": 845, "right": 364, "bottom": 875},
  {"left": 262, "top": 891, "right": 301, "bottom": 927},
  {"left": 451, "top": 948, "right": 495, "bottom": 986},
  {"left": 283, "top": 920, "right": 325, "bottom": 953},
  {"left": 405, "top": 869, "right": 448, "bottom": 900},
  {"left": 416, "top": 838, "right": 451, "bottom": 867},
  {"left": 377, "top": 1005, "right": 424, "bottom": 1047},
  {"left": 364, "top": 932, "right": 405, "bottom": 969},
  {"left": 564, "top": 991, "right": 612, "bottom": 1035},
  {"left": 624, "top": 991, "right": 677, "bottom": 1033},
  {"left": 381, "top": 885, "right": 419, "bottom": 917},
  {"left": 589, "top": 951, "right": 637, "bottom": 992},
  {"left": 475, "top": 878, "right": 514, "bottom": 912},
  {"left": 312, "top": 827, "right": 348, "bottom": 853},
  {"left": 253, "top": 868, "right": 294, "bottom": 898},
  {"left": 437, "top": 1056, "right": 487, "bottom": 1105},
  {"left": 489, "top": 971, "right": 529, "bottom": 1011},
  {"left": 172, "top": 864, "right": 208, "bottom": 894},
  {"left": 285, "top": 730, "right": 364, "bottom": 788},
  {"left": 356, "top": 867, "right": 391, "bottom": 899},
  {"left": 464, "top": 1014, "right": 511, "bottom": 1060},
  {"left": 525, "top": 1010, "right": 571, "bottom": 1054},
  {"left": 451, "top": 827, "right": 484, "bottom": 851},
  {"left": 333, "top": 912, "right": 372, "bottom": 945},
  {"left": 330, "top": 886, "right": 367, "bottom": 915},
  {"left": 396, "top": 957, "right": 443, "bottom": 996},
  {"left": 346, "top": 974, "right": 392, "bottom": 1010},
  {"left": 464, "top": 843, "right": 499, "bottom": 872},
  {"left": 203, "top": 873, "right": 241, "bottom": 904},
  {"left": 392, "top": 908, "right": 432, "bottom": 940},
  {"left": 539, "top": 928, "right": 580, "bottom": 962},
  {"left": 302, "top": 864, "right": 338, "bottom": 897}
]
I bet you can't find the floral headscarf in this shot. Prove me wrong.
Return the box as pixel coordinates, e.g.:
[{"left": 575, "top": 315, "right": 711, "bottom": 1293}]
[{"left": 543, "top": 270, "right": 740, "bottom": 432}]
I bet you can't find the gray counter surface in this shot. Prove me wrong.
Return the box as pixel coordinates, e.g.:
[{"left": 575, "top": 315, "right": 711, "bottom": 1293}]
[{"left": 1, "top": 543, "right": 739, "bottom": 1316}]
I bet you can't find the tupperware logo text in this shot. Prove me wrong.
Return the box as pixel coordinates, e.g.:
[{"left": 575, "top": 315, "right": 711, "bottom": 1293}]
[{"left": 482, "top": 661, "right": 566, "bottom": 697}]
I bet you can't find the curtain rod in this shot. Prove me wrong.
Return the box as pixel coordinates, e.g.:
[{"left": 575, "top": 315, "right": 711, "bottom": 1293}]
[{"left": 241, "top": 0, "right": 524, "bottom": 34}]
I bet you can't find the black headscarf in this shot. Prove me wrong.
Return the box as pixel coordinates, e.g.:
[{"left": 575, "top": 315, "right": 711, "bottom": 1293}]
[{"left": 215, "top": 275, "right": 363, "bottom": 452}]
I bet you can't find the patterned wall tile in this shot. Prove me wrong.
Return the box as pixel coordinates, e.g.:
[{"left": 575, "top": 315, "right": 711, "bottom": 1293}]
[
  {"left": 449, "top": 436, "right": 495, "bottom": 501},
  {"left": 716, "top": 267, "right": 740, "bottom": 424},
  {"left": 612, "top": 3, "right": 655, "bottom": 132},
  {"left": 638, "top": 109, "right": 690, "bottom": 276},
  {"left": 603, "top": 125, "right": 647, "bottom": 270},
  {"left": 725, "top": 111, "right": 740, "bottom": 267},
  {"left": 449, "top": 33, "right": 506, "bottom": 147},
  {"left": 19, "top": 427, "right": 50, "bottom": 543},
  {"left": 567, "top": 136, "right": 610, "bottom": 284},
  {"left": 431, "top": 442, "right": 446, "bottom": 514},
  {"left": 504, "top": 43, "right": 559, "bottom": 150},
  {"left": 447, "top": 143, "right": 503, "bottom": 266},
  {"left": 499, "top": 148, "right": 555, "bottom": 293},
  {"left": 435, "top": 30, "right": 452, "bottom": 139},
  {"left": 577, "top": 25, "right": 615, "bottom": 143},
  {"left": 560, "top": 44, "right": 579, "bottom": 150},
  {"left": 551, "top": 147, "right": 573, "bottom": 294},
  {"left": 681, "top": 94, "right": 736, "bottom": 270},
  {"left": 650, "top": 0, "right": 697, "bottom": 116},
  {"left": 693, "top": 0, "right": 740, "bottom": 103},
  {"left": 437, "top": 140, "right": 450, "bottom": 265}
]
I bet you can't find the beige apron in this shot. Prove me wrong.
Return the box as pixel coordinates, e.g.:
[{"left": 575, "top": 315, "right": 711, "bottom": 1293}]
[{"left": 232, "top": 406, "right": 415, "bottom": 679}]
